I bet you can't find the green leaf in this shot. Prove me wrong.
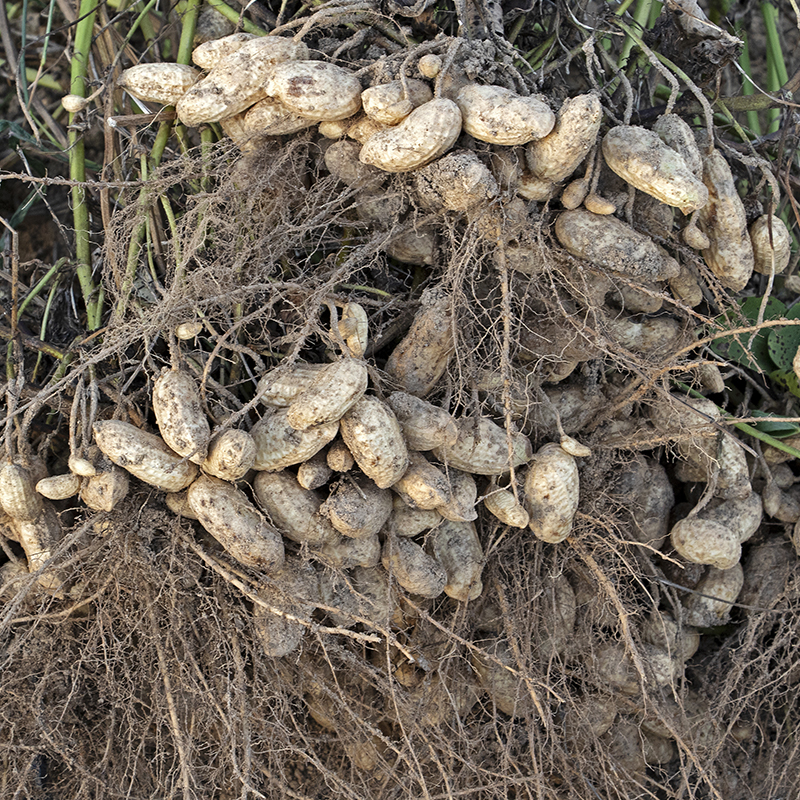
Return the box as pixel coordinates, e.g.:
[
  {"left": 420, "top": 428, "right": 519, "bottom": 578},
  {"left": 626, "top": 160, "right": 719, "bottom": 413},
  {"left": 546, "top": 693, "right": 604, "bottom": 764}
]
[
  {"left": 710, "top": 296, "right": 786, "bottom": 371},
  {"left": 749, "top": 409, "right": 800, "bottom": 438},
  {"left": 767, "top": 304, "right": 800, "bottom": 371}
]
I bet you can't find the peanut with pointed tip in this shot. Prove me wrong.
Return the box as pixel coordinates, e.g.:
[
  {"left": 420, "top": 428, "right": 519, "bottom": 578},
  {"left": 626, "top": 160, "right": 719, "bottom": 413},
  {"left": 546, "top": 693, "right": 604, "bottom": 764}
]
[
  {"left": 386, "top": 392, "right": 458, "bottom": 451},
  {"left": 483, "top": 488, "right": 529, "bottom": 528},
  {"left": 382, "top": 536, "right": 446, "bottom": 598},
  {"left": 175, "top": 321, "right": 203, "bottom": 340},
  {"left": 296, "top": 451, "right": 333, "bottom": 490},
  {"left": 12, "top": 504, "right": 65, "bottom": 595},
  {"left": 0, "top": 462, "right": 44, "bottom": 521},
  {"left": 337, "top": 302, "right": 369, "bottom": 358},
  {"left": 152, "top": 368, "right": 211, "bottom": 465},
  {"left": 256, "top": 363, "right": 327, "bottom": 408},
  {"left": 436, "top": 469, "right": 478, "bottom": 522},
  {"left": 250, "top": 408, "right": 339, "bottom": 472},
  {"left": 524, "top": 443, "right": 579, "bottom": 543},
  {"left": 36, "top": 473, "right": 82, "bottom": 501},
  {"left": 392, "top": 452, "right": 451, "bottom": 510},
  {"left": 69, "top": 455, "right": 96, "bottom": 477},
  {"left": 361, "top": 79, "right": 433, "bottom": 125},
  {"left": 670, "top": 517, "right": 740, "bottom": 569},
  {"left": 750, "top": 214, "right": 792, "bottom": 275},
  {"left": 118, "top": 63, "right": 202, "bottom": 105},
  {"left": 433, "top": 417, "right": 532, "bottom": 476},
  {"left": 326, "top": 439, "right": 355, "bottom": 472}
]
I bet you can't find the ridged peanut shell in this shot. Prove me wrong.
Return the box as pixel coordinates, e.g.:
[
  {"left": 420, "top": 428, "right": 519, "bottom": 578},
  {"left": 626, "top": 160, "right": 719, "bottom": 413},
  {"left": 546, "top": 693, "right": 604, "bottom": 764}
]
[
  {"left": 80, "top": 467, "right": 130, "bottom": 512},
  {"left": 653, "top": 114, "right": 702, "bottom": 177},
  {"left": 250, "top": 409, "right": 339, "bottom": 471},
  {"left": 36, "top": 473, "right": 82, "bottom": 501},
  {"left": 436, "top": 469, "right": 478, "bottom": 522},
  {"left": 326, "top": 438, "right": 355, "bottom": 472},
  {"left": 187, "top": 475, "right": 285, "bottom": 572},
  {"left": 202, "top": 429, "right": 256, "bottom": 482},
  {"left": 389, "top": 494, "right": 441, "bottom": 536},
  {"left": 359, "top": 98, "right": 462, "bottom": 173},
  {"left": 228, "top": 98, "right": 315, "bottom": 143},
  {"left": 640, "top": 611, "right": 700, "bottom": 663},
  {"left": 670, "top": 517, "right": 740, "bottom": 569},
  {"left": 320, "top": 474, "right": 393, "bottom": 539},
  {"left": 12, "top": 504, "right": 65, "bottom": 594},
  {"left": 118, "top": 63, "right": 201, "bottom": 105},
  {"left": 386, "top": 392, "right": 458, "bottom": 451},
  {"left": 392, "top": 452, "right": 451, "bottom": 510},
  {"left": 152, "top": 368, "right": 211, "bottom": 464},
  {"left": 192, "top": 32, "right": 256, "bottom": 69},
  {"left": 165, "top": 489, "right": 198, "bottom": 519},
  {"left": 296, "top": 451, "right": 333, "bottom": 490},
  {"left": 456, "top": 84, "right": 554, "bottom": 145},
  {"left": 414, "top": 150, "right": 498, "bottom": 212},
  {"left": 381, "top": 536, "right": 446, "bottom": 598},
  {"left": 483, "top": 488, "right": 529, "bottom": 528},
  {"left": 470, "top": 638, "right": 527, "bottom": 717},
  {"left": 428, "top": 519, "right": 484, "bottom": 601},
  {"left": 339, "top": 397, "right": 408, "bottom": 489},
  {"left": 0, "top": 462, "right": 44, "bottom": 521},
  {"left": 286, "top": 359, "right": 368, "bottom": 430},
  {"left": 318, "top": 533, "right": 381, "bottom": 570},
  {"left": 524, "top": 443, "right": 579, "bottom": 543},
  {"left": 750, "top": 214, "right": 792, "bottom": 275},
  {"left": 361, "top": 79, "right": 433, "bottom": 125},
  {"left": 337, "top": 302, "right": 369, "bottom": 358},
  {"left": 683, "top": 563, "right": 744, "bottom": 628},
  {"left": 602, "top": 125, "right": 708, "bottom": 213},
  {"left": 257, "top": 362, "right": 327, "bottom": 407},
  {"left": 264, "top": 61, "right": 361, "bottom": 121}
]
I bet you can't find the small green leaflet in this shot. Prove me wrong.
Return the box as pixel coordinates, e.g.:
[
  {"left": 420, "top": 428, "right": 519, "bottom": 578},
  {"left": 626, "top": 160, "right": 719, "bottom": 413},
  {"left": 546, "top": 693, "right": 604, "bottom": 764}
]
[
  {"left": 709, "top": 296, "right": 786, "bottom": 372},
  {"left": 749, "top": 409, "right": 800, "bottom": 438}
]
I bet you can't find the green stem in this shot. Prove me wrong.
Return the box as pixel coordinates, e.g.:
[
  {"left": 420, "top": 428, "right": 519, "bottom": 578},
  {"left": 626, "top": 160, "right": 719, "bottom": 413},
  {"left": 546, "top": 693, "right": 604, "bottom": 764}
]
[
  {"left": 18, "top": 258, "right": 65, "bottom": 319},
  {"left": 204, "top": 0, "right": 267, "bottom": 34},
  {"left": 737, "top": 30, "right": 762, "bottom": 137}
]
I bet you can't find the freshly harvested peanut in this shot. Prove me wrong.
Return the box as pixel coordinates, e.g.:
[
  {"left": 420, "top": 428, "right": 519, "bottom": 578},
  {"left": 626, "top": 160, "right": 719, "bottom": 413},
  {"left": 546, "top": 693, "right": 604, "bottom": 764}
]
[
  {"left": 326, "top": 438, "right": 355, "bottom": 472},
  {"left": 234, "top": 97, "right": 315, "bottom": 140},
  {"left": 318, "top": 532, "right": 381, "bottom": 570},
  {"left": 0, "top": 462, "right": 44, "bottom": 521},
  {"left": 339, "top": 397, "right": 408, "bottom": 489},
  {"left": 436, "top": 469, "right": 478, "bottom": 522},
  {"left": 385, "top": 226, "right": 436, "bottom": 264},
  {"left": 188, "top": 475, "right": 284, "bottom": 571},
  {"left": 762, "top": 481, "right": 800, "bottom": 523},
  {"left": 68, "top": 454, "right": 96, "bottom": 477},
  {"left": 563, "top": 693, "right": 618, "bottom": 743},
  {"left": 524, "top": 443, "right": 579, "bottom": 544},
  {"left": 517, "top": 172, "right": 558, "bottom": 201},
  {"left": 561, "top": 176, "right": 590, "bottom": 209},
  {"left": 347, "top": 114, "right": 387, "bottom": 144},
  {"left": 286, "top": 359, "right": 368, "bottom": 431},
  {"left": 697, "top": 149, "right": 754, "bottom": 291},
  {"left": 296, "top": 451, "right": 333, "bottom": 490},
  {"left": 191, "top": 32, "right": 256, "bottom": 69},
  {"left": 750, "top": 214, "right": 792, "bottom": 275},
  {"left": 177, "top": 37, "right": 309, "bottom": 126},
  {"left": 616, "top": 457, "right": 673, "bottom": 549},
  {"left": 321, "top": 474, "right": 393, "bottom": 539},
  {"left": 36, "top": 473, "right": 82, "bottom": 501},
  {"left": 175, "top": 321, "right": 203, "bottom": 340},
  {"left": 433, "top": 417, "right": 532, "bottom": 476},
  {"left": 253, "top": 471, "right": 337, "bottom": 546},
  {"left": 683, "top": 563, "right": 744, "bottom": 628},
  {"left": 264, "top": 61, "right": 362, "bottom": 121},
  {"left": 386, "top": 392, "right": 458, "bottom": 451},
  {"left": 642, "top": 730, "right": 677, "bottom": 767},
  {"left": 382, "top": 535, "right": 446, "bottom": 598},
  {"left": 583, "top": 192, "right": 616, "bottom": 215},
  {"left": 470, "top": 638, "right": 528, "bottom": 717},
  {"left": 250, "top": 408, "right": 338, "bottom": 472},
  {"left": 648, "top": 393, "right": 720, "bottom": 471},
  {"left": 600, "top": 718, "right": 647, "bottom": 778},
  {"left": 640, "top": 611, "right": 700, "bottom": 663},
  {"left": 669, "top": 263, "right": 704, "bottom": 307},
  {"left": 80, "top": 467, "right": 129, "bottom": 512},
  {"left": 605, "top": 314, "right": 683, "bottom": 353},
  {"left": 165, "top": 489, "right": 198, "bottom": 519},
  {"left": 483, "top": 487, "right": 529, "bottom": 528},
  {"left": 337, "top": 301, "right": 369, "bottom": 358},
  {"left": 61, "top": 94, "right": 89, "bottom": 113},
  {"left": 428, "top": 519, "right": 484, "bottom": 601},
  {"left": 417, "top": 54, "right": 442, "bottom": 79},
  {"left": 602, "top": 125, "right": 708, "bottom": 213},
  {"left": 389, "top": 494, "right": 441, "bottom": 536},
  {"left": 392, "top": 452, "right": 451, "bottom": 510},
  {"left": 152, "top": 368, "right": 211, "bottom": 464},
  {"left": 359, "top": 98, "right": 462, "bottom": 173},
  {"left": 593, "top": 642, "right": 678, "bottom": 695},
  {"left": 202, "top": 429, "right": 256, "bottom": 482},
  {"left": 361, "top": 79, "right": 433, "bottom": 125},
  {"left": 413, "top": 150, "right": 498, "bottom": 212},
  {"left": 12, "top": 504, "right": 65, "bottom": 595},
  {"left": 525, "top": 93, "right": 602, "bottom": 186},
  {"left": 324, "top": 139, "right": 384, "bottom": 188},
  {"left": 318, "top": 116, "right": 354, "bottom": 139},
  {"left": 257, "top": 362, "right": 326, "bottom": 407},
  {"left": 698, "top": 491, "right": 761, "bottom": 543},
  {"left": 94, "top": 420, "right": 198, "bottom": 492},
  {"left": 555, "top": 209, "right": 680, "bottom": 281},
  {"left": 118, "top": 63, "right": 201, "bottom": 105},
  {"left": 653, "top": 114, "right": 703, "bottom": 177},
  {"left": 670, "top": 517, "right": 740, "bottom": 569}
]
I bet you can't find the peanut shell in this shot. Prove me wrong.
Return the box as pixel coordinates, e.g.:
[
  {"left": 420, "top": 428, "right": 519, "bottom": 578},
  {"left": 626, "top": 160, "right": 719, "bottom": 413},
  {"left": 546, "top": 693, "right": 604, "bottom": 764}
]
[
  {"left": 318, "top": 533, "right": 381, "bottom": 570},
  {"left": 653, "top": 114, "right": 703, "bottom": 177},
  {"left": 361, "top": 79, "right": 433, "bottom": 125},
  {"left": 381, "top": 535, "right": 446, "bottom": 598},
  {"left": 80, "top": 467, "right": 130, "bottom": 512},
  {"left": 386, "top": 392, "right": 458, "bottom": 451},
  {"left": 191, "top": 32, "right": 256, "bottom": 70},
  {"left": 392, "top": 452, "right": 451, "bottom": 510},
  {"left": 296, "top": 451, "right": 333, "bottom": 490},
  {"left": 428, "top": 519, "right": 484, "bottom": 601},
  {"left": 389, "top": 494, "right": 441, "bottom": 537},
  {"left": 413, "top": 150, "right": 498, "bottom": 212},
  {"left": 265, "top": 61, "right": 362, "bottom": 121},
  {"left": 202, "top": 429, "right": 256, "bottom": 482},
  {"left": 483, "top": 488, "right": 529, "bottom": 528},
  {"left": 683, "top": 563, "right": 744, "bottom": 628},
  {"left": 670, "top": 517, "right": 740, "bottom": 569},
  {"left": 118, "top": 63, "right": 201, "bottom": 105},
  {"left": 435, "top": 469, "right": 478, "bottom": 522},
  {"left": 257, "top": 362, "right": 327, "bottom": 407},
  {"left": 36, "top": 473, "right": 82, "bottom": 501},
  {"left": 152, "top": 368, "right": 211, "bottom": 464},
  {"left": 524, "top": 443, "right": 579, "bottom": 544},
  {"left": 750, "top": 214, "right": 792, "bottom": 275},
  {"left": 0, "top": 462, "right": 44, "bottom": 521},
  {"left": 320, "top": 474, "right": 393, "bottom": 539},
  {"left": 337, "top": 302, "right": 369, "bottom": 358},
  {"left": 250, "top": 408, "right": 339, "bottom": 472}
]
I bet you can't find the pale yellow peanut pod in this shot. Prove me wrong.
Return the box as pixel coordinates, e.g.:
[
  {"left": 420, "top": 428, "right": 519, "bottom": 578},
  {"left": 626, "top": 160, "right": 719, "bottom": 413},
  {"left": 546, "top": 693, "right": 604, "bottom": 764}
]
[
  {"left": 250, "top": 408, "right": 339, "bottom": 472},
  {"left": 517, "top": 172, "right": 558, "bottom": 201},
  {"left": 381, "top": 535, "right": 446, "bottom": 598},
  {"left": 256, "top": 362, "right": 327, "bottom": 407},
  {"left": 191, "top": 32, "right": 256, "bottom": 69},
  {"left": 750, "top": 214, "right": 792, "bottom": 275},
  {"left": 175, "top": 321, "right": 203, "bottom": 340},
  {"left": 337, "top": 302, "right": 369, "bottom": 358},
  {"left": 359, "top": 98, "right": 462, "bottom": 173},
  {"left": 286, "top": 359, "right": 368, "bottom": 431},
  {"left": 616, "top": 457, "right": 673, "bottom": 549},
  {"left": 392, "top": 452, "right": 451, "bottom": 510},
  {"left": 118, "top": 63, "right": 201, "bottom": 105},
  {"left": 61, "top": 94, "right": 89, "bottom": 113},
  {"left": 640, "top": 611, "right": 700, "bottom": 663},
  {"left": 318, "top": 532, "right": 381, "bottom": 570},
  {"left": 605, "top": 314, "right": 683, "bottom": 353},
  {"left": 524, "top": 443, "right": 579, "bottom": 544},
  {"left": 683, "top": 219, "right": 710, "bottom": 249},
  {"left": 36, "top": 473, "right": 82, "bottom": 501},
  {"left": 697, "top": 149, "right": 755, "bottom": 291},
  {"left": 202, "top": 429, "right": 256, "bottom": 482},
  {"left": 386, "top": 391, "right": 458, "bottom": 451},
  {"left": 326, "top": 438, "right": 355, "bottom": 472},
  {"left": 683, "top": 563, "right": 744, "bottom": 628},
  {"left": 177, "top": 37, "right": 309, "bottom": 126},
  {"left": 417, "top": 54, "right": 442, "bottom": 79},
  {"left": 318, "top": 116, "right": 355, "bottom": 139},
  {"left": 669, "top": 263, "right": 704, "bottom": 307},
  {"left": 385, "top": 226, "right": 436, "bottom": 264},
  {"left": 68, "top": 454, "right": 96, "bottom": 478},
  {"left": 559, "top": 434, "right": 592, "bottom": 458},
  {"left": 227, "top": 98, "right": 315, "bottom": 143},
  {"left": 436, "top": 469, "right": 478, "bottom": 522},
  {"left": 187, "top": 474, "right": 285, "bottom": 571},
  {"left": 428, "top": 519, "right": 484, "bottom": 601},
  {"left": 165, "top": 489, "right": 198, "bottom": 519},
  {"left": 252, "top": 470, "right": 338, "bottom": 546},
  {"left": 80, "top": 467, "right": 130, "bottom": 512},
  {"left": 762, "top": 481, "right": 800, "bottom": 523},
  {"left": 413, "top": 150, "right": 498, "bottom": 212},
  {"left": 582, "top": 192, "right": 615, "bottom": 215},
  {"left": 389, "top": 494, "right": 441, "bottom": 536},
  {"left": 347, "top": 114, "right": 387, "bottom": 144},
  {"left": 432, "top": 416, "right": 532, "bottom": 475},
  {"left": 561, "top": 176, "right": 589, "bottom": 209},
  {"left": 483, "top": 488, "right": 529, "bottom": 528},
  {"left": 339, "top": 396, "right": 409, "bottom": 489},
  {"left": 470, "top": 638, "right": 528, "bottom": 717},
  {"left": 152, "top": 368, "right": 211, "bottom": 465},
  {"left": 324, "top": 140, "right": 384, "bottom": 188},
  {"left": 361, "top": 78, "right": 433, "bottom": 125},
  {"left": 264, "top": 60, "right": 362, "bottom": 121},
  {"left": 670, "top": 517, "right": 740, "bottom": 569},
  {"left": 296, "top": 451, "right": 333, "bottom": 490},
  {"left": 525, "top": 93, "right": 602, "bottom": 185},
  {"left": 13, "top": 504, "right": 66, "bottom": 595},
  {"left": 602, "top": 125, "right": 708, "bottom": 213},
  {"left": 0, "top": 462, "right": 45, "bottom": 521},
  {"left": 653, "top": 114, "right": 703, "bottom": 177},
  {"left": 714, "top": 434, "right": 751, "bottom": 499},
  {"left": 320, "top": 474, "right": 393, "bottom": 539},
  {"left": 555, "top": 209, "right": 680, "bottom": 281}
]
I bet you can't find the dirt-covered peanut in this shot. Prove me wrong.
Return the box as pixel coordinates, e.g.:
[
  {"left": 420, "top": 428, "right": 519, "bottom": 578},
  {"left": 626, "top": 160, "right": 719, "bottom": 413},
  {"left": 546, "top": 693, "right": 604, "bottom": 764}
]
[
  {"left": 118, "top": 63, "right": 201, "bottom": 105},
  {"left": 698, "top": 491, "right": 762, "bottom": 545},
  {"left": 252, "top": 471, "right": 338, "bottom": 546},
  {"left": 386, "top": 392, "right": 457, "bottom": 452},
  {"left": 286, "top": 359, "right": 368, "bottom": 431},
  {"left": 381, "top": 535, "right": 446, "bottom": 598},
  {"left": 602, "top": 125, "right": 708, "bottom": 213},
  {"left": 177, "top": 37, "right": 309, "bottom": 126},
  {"left": 318, "top": 532, "right": 381, "bottom": 570},
  {"left": 191, "top": 32, "right": 256, "bottom": 69},
  {"left": 392, "top": 452, "right": 451, "bottom": 510},
  {"left": 339, "top": 397, "right": 408, "bottom": 489},
  {"left": 296, "top": 451, "right": 333, "bottom": 490},
  {"left": 93, "top": 420, "right": 198, "bottom": 492},
  {"left": 653, "top": 114, "right": 703, "bottom": 177},
  {"left": 359, "top": 98, "right": 462, "bottom": 173},
  {"left": 68, "top": 455, "right": 96, "bottom": 477},
  {"left": 697, "top": 148, "right": 755, "bottom": 291},
  {"left": 234, "top": 98, "right": 315, "bottom": 140},
  {"left": 187, "top": 475, "right": 285, "bottom": 571},
  {"left": 600, "top": 718, "right": 647, "bottom": 778},
  {"left": 12, "top": 504, "right": 65, "bottom": 595},
  {"left": 670, "top": 517, "right": 740, "bottom": 569},
  {"left": 683, "top": 563, "right": 744, "bottom": 628},
  {"left": 413, "top": 150, "right": 498, "bottom": 212},
  {"left": 593, "top": 642, "right": 677, "bottom": 695},
  {"left": 361, "top": 78, "right": 433, "bottom": 125},
  {"left": 483, "top": 488, "right": 530, "bottom": 528},
  {"left": 80, "top": 467, "right": 129, "bottom": 512},
  {"left": 0, "top": 462, "right": 44, "bottom": 521},
  {"left": 616, "top": 457, "right": 674, "bottom": 549},
  {"left": 264, "top": 60, "right": 362, "bottom": 121},
  {"left": 555, "top": 209, "right": 680, "bottom": 281},
  {"left": 470, "top": 638, "right": 529, "bottom": 717},
  {"left": 336, "top": 301, "right": 369, "bottom": 358},
  {"left": 428, "top": 519, "right": 484, "bottom": 601},
  {"left": 525, "top": 93, "right": 602, "bottom": 186},
  {"left": 152, "top": 368, "right": 211, "bottom": 464},
  {"left": 326, "top": 438, "right": 355, "bottom": 472},
  {"left": 455, "top": 84, "right": 554, "bottom": 146},
  {"left": 582, "top": 192, "right": 615, "bottom": 215},
  {"left": 389, "top": 494, "right": 441, "bottom": 536},
  {"left": 324, "top": 140, "right": 384, "bottom": 189},
  {"left": 202, "top": 429, "right": 256, "bottom": 482},
  {"left": 640, "top": 611, "right": 700, "bottom": 663},
  {"left": 605, "top": 314, "right": 683, "bottom": 353},
  {"left": 436, "top": 469, "right": 478, "bottom": 522},
  {"left": 250, "top": 408, "right": 339, "bottom": 472},
  {"left": 256, "top": 362, "right": 327, "bottom": 408},
  {"left": 385, "top": 226, "right": 436, "bottom": 264},
  {"left": 524, "top": 443, "right": 579, "bottom": 544},
  {"left": 762, "top": 481, "right": 800, "bottom": 523},
  {"left": 750, "top": 214, "right": 792, "bottom": 275},
  {"left": 320, "top": 474, "right": 393, "bottom": 539},
  {"left": 165, "top": 489, "right": 198, "bottom": 519},
  {"left": 433, "top": 417, "right": 532, "bottom": 476},
  {"left": 36, "top": 473, "right": 82, "bottom": 501},
  {"left": 534, "top": 574, "right": 577, "bottom": 660}
]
